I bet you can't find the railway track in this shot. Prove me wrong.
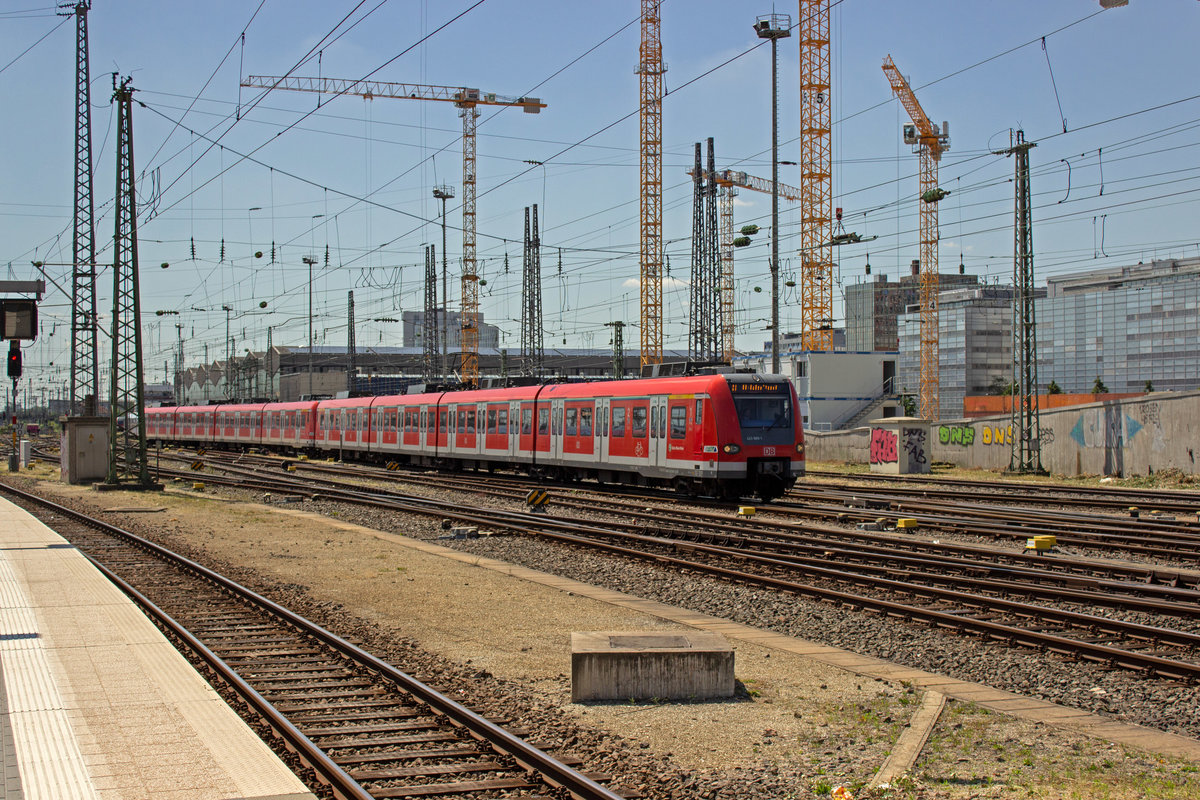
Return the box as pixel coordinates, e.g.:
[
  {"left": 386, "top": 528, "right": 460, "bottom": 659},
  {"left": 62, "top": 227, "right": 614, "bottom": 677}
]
[
  {"left": 0, "top": 481, "right": 626, "bottom": 800},
  {"left": 804, "top": 467, "right": 1200, "bottom": 516},
  {"left": 131, "top": 451, "right": 1200, "bottom": 683}
]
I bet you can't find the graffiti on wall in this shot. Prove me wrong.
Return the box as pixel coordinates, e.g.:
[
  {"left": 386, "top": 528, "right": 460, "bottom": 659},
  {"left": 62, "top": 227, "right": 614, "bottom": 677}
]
[
  {"left": 938, "top": 425, "right": 975, "bottom": 446},
  {"left": 980, "top": 425, "right": 1013, "bottom": 446},
  {"left": 903, "top": 427, "right": 927, "bottom": 465},
  {"left": 1040, "top": 426, "right": 1055, "bottom": 446},
  {"left": 870, "top": 428, "right": 898, "bottom": 464}
]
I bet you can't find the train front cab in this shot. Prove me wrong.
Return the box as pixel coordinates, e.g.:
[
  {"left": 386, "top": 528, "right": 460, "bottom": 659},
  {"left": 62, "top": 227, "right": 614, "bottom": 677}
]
[{"left": 715, "top": 375, "right": 804, "bottom": 500}]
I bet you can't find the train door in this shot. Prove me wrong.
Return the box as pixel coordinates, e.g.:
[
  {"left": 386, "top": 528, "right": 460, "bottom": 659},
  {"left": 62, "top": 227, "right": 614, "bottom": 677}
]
[
  {"left": 509, "top": 401, "right": 520, "bottom": 459},
  {"left": 650, "top": 395, "right": 668, "bottom": 468},
  {"left": 597, "top": 399, "right": 609, "bottom": 462},
  {"left": 550, "top": 398, "right": 564, "bottom": 464}
]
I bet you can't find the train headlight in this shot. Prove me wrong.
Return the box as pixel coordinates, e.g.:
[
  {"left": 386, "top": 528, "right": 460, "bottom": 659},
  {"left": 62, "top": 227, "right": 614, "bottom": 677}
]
[{"left": 722, "top": 443, "right": 741, "bottom": 454}]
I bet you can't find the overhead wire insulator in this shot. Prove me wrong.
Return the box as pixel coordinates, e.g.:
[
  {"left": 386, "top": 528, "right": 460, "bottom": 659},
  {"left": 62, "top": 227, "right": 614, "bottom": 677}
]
[{"left": 219, "top": 239, "right": 225, "bottom": 262}]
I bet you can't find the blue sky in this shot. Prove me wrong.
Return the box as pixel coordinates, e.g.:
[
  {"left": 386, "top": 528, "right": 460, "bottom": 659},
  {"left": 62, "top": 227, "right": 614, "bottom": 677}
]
[{"left": 3, "top": 0, "right": 1198, "bottom": 393}]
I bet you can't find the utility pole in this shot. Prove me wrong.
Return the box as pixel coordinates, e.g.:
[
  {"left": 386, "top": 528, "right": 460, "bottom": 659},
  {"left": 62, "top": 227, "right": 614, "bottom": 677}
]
[
  {"left": 62, "top": 1, "right": 98, "bottom": 416},
  {"left": 605, "top": 321, "right": 626, "bottom": 379},
  {"left": 203, "top": 343, "right": 209, "bottom": 402},
  {"left": 995, "top": 130, "right": 1045, "bottom": 474},
  {"left": 521, "top": 204, "right": 543, "bottom": 376},
  {"left": 266, "top": 325, "right": 274, "bottom": 400},
  {"left": 174, "top": 323, "right": 184, "bottom": 404},
  {"left": 346, "top": 290, "right": 355, "bottom": 394},
  {"left": 104, "top": 75, "right": 155, "bottom": 488},
  {"left": 755, "top": 13, "right": 791, "bottom": 372},
  {"left": 222, "top": 305, "right": 232, "bottom": 398},
  {"left": 302, "top": 255, "right": 316, "bottom": 399},
  {"left": 422, "top": 244, "right": 438, "bottom": 383},
  {"left": 433, "top": 185, "right": 454, "bottom": 382}
]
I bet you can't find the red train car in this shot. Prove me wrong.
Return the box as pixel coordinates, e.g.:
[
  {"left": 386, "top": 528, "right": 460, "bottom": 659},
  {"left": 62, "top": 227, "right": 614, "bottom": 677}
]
[{"left": 151, "top": 373, "right": 804, "bottom": 500}]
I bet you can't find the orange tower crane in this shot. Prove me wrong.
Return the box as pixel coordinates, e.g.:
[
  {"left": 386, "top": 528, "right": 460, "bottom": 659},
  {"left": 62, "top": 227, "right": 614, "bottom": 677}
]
[
  {"left": 694, "top": 169, "right": 801, "bottom": 360},
  {"left": 637, "top": 0, "right": 665, "bottom": 368},
  {"left": 881, "top": 55, "right": 950, "bottom": 420},
  {"left": 240, "top": 75, "right": 546, "bottom": 386},
  {"left": 797, "top": 0, "right": 835, "bottom": 351}
]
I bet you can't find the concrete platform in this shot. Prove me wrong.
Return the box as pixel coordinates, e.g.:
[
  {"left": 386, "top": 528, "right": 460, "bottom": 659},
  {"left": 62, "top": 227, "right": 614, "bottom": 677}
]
[
  {"left": 0, "top": 495, "right": 315, "bottom": 800},
  {"left": 571, "top": 630, "right": 734, "bottom": 702}
]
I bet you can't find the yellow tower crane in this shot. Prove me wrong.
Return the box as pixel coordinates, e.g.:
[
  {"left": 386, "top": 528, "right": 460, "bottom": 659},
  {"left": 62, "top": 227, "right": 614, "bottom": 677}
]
[
  {"left": 797, "top": 0, "right": 835, "bottom": 352},
  {"left": 691, "top": 169, "right": 802, "bottom": 360},
  {"left": 239, "top": 75, "right": 546, "bottom": 386},
  {"left": 637, "top": 0, "right": 665, "bottom": 369},
  {"left": 881, "top": 55, "right": 950, "bottom": 421}
]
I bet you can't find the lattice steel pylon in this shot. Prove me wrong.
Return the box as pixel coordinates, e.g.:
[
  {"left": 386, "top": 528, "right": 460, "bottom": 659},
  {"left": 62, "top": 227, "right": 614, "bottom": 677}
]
[
  {"left": 422, "top": 244, "right": 438, "bottom": 383},
  {"left": 637, "top": 0, "right": 665, "bottom": 368},
  {"left": 688, "top": 140, "right": 721, "bottom": 363},
  {"left": 883, "top": 55, "right": 951, "bottom": 421},
  {"left": 62, "top": 1, "right": 98, "bottom": 416},
  {"left": 105, "top": 76, "right": 153, "bottom": 488},
  {"left": 697, "top": 168, "right": 803, "bottom": 361},
  {"left": 798, "top": 0, "right": 834, "bottom": 352},
  {"left": 240, "top": 76, "right": 545, "bottom": 386},
  {"left": 520, "top": 205, "right": 544, "bottom": 376},
  {"left": 996, "top": 130, "right": 1045, "bottom": 474}
]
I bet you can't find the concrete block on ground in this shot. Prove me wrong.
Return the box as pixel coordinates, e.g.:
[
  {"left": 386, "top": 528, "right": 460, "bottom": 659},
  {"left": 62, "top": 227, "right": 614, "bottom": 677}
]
[{"left": 571, "top": 631, "right": 734, "bottom": 702}]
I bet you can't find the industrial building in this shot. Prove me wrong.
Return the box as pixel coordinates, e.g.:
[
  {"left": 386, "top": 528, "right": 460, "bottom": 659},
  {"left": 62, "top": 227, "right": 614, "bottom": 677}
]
[
  {"left": 845, "top": 270, "right": 979, "bottom": 351},
  {"left": 175, "top": 346, "right": 664, "bottom": 404},
  {"left": 400, "top": 309, "right": 500, "bottom": 350},
  {"left": 896, "top": 285, "right": 1024, "bottom": 420}
]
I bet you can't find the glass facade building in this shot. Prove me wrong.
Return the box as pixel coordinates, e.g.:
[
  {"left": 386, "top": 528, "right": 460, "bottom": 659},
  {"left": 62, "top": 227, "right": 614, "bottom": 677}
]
[{"left": 1039, "top": 258, "right": 1200, "bottom": 394}]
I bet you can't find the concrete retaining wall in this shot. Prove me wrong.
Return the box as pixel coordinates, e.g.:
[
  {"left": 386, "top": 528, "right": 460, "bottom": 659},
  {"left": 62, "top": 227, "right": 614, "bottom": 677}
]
[{"left": 806, "top": 390, "right": 1200, "bottom": 478}]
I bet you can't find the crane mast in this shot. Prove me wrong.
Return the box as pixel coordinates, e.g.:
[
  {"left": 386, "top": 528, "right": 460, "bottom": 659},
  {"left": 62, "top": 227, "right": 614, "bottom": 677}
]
[
  {"left": 240, "top": 75, "right": 545, "bottom": 386},
  {"left": 637, "top": 0, "right": 665, "bottom": 368},
  {"left": 797, "top": 0, "right": 834, "bottom": 352},
  {"left": 882, "top": 55, "right": 950, "bottom": 421}
]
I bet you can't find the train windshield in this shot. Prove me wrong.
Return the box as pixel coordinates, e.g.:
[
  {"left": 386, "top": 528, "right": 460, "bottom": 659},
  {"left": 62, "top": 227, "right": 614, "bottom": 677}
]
[{"left": 729, "top": 382, "right": 794, "bottom": 446}]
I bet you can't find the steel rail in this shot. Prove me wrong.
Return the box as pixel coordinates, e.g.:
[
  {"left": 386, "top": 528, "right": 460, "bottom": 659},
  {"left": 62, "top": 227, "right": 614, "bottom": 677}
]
[
  {"left": 136, "top": 463, "right": 1200, "bottom": 682},
  {"left": 0, "top": 482, "right": 625, "bottom": 800}
]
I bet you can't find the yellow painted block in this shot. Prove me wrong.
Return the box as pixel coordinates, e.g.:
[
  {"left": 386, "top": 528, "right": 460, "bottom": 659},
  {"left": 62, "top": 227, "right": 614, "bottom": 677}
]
[
  {"left": 1026, "top": 535, "right": 1056, "bottom": 551},
  {"left": 326, "top": 457, "right": 335, "bottom": 462},
  {"left": 737, "top": 506, "right": 756, "bottom": 517},
  {"left": 286, "top": 465, "right": 297, "bottom": 472},
  {"left": 298, "top": 454, "right": 309, "bottom": 461},
  {"left": 192, "top": 482, "right": 205, "bottom": 491},
  {"left": 896, "top": 518, "right": 919, "bottom": 529}
]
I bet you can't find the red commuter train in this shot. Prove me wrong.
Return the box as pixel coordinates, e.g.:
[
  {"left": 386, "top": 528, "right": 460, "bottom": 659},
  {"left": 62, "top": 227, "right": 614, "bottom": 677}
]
[{"left": 146, "top": 372, "right": 804, "bottom": 500}]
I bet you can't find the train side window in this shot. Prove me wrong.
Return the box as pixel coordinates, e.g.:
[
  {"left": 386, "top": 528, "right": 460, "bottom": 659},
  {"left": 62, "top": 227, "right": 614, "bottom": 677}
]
[
  {"left": 601, "top": 406, "right": 608, "bottom": 437},
  {"left": 487, "top": 409, "right": 497, "bottom": 434},
  {"left": 580, "top": 407, "right": 592, "bottom": 436},
  {"left": 631, "top": 405, "right": 648, "bottom": 438},
  {"left": 611, "top": 406, "right": 626, "bottom": 438},
  {"left": 565, "top": 408, "right": 577, "bottom": 436},
  {"left": 498, "top": 408, "right": 508, "bottom": 434},
  {"left": 649, "top": 406, "right": 658, "bottom": 439},
  {"left": 670, "top": 406, "right": 687, "bottom": 439},
  {"left": 457, "top": 408, "right": 465, "bottom": 433},
  {"left": 537, "top": 408, "right": 549, "bottom": 435},
  {"left": 695, "top": 399, "right": 703, "bottom": 426},
  {"left": 466, "top": 409, "right": 476, "bottom": 433},
  {"left": 521, "top": 408, "right": 532, "bottom": 435}
]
